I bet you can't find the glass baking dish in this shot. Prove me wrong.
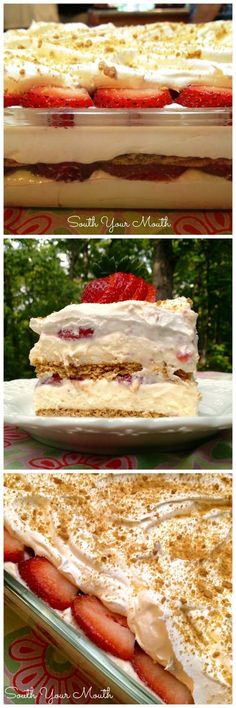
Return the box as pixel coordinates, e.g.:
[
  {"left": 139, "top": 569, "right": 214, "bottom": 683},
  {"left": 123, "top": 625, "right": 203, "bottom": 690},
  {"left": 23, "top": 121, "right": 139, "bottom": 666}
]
[
  {"left": 4, "top": 106, "right": 232, "bottom": 210},
  {"left": 4, "top": 570, "right": 162, "bottom": 704}
]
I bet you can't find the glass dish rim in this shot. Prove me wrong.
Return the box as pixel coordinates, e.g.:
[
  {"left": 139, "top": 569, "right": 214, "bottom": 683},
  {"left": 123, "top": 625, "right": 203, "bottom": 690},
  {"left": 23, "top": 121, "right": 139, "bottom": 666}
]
[
  {"left": 4, "top": 570, "right": 162, "bottom": 705},
  {"left": 4, "top": 105, "right": 231, "bottom": 128}
]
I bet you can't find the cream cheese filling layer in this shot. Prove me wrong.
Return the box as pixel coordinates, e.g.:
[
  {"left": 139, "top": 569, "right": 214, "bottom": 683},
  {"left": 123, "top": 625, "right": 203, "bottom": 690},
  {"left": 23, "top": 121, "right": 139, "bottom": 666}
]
[
  {"left": 4, "top": 473, "right": 232, "bottom": 704},
  {"left": 34, "top": 377, "right": 199, "bottom": 417},
  {"left": 30, "top": 333, "right": 197, "bottom": 373},
  {"left": 4, "top": 123, "right": 232, "bottom": 165},
  {"left": 30, "top": 327, "right": 197, "bottom": 379}
]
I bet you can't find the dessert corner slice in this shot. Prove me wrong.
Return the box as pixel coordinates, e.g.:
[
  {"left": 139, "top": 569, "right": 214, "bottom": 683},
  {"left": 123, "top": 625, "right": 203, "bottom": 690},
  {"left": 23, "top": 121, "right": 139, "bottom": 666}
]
[{"left": 29, "top": 273, "right": 199, "bottom": 418}]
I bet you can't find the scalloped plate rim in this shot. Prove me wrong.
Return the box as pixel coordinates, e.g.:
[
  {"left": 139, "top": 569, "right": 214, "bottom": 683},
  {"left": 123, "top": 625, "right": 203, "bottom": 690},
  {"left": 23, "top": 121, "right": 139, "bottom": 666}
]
[{"left": 4, "top": 377, "right": 232, "bottom": 431}]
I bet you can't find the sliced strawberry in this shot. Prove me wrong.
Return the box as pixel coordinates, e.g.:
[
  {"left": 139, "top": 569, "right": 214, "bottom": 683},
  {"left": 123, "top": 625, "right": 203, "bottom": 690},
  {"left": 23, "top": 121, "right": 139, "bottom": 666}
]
[
  {"left": 176, "top": 352, "right": 192, "bottom": 363},
  {"left": 81, "top": 272, "right": 156, "bottom": 304},
  {"left": 105, "top": 161, "right": 185, "bottom": 181},
  {"left": 21, "top": 86, "right": 93, "bottom": 109},
  {"left": 117, "top": 374, "right": 133, "bottom": 385},
  {"left": 41, "top": 374, "right": 62, "bottom": 386},
  {"left": 93, "top": 87, "right": 172, "bottom": 109},
  {"left": 49, "top": 113, "right": 75, "bottom": 128},
  {"left": 4, "top": 92, "right": 23, "bottom": 108},
  {"left": 177, "top": 85, "right": 232, "bottom": 108},
  {"left": 58, "top": 327, "right": 94, "bottom": 339},
  {"left": 32, "top": 162, "right": 85, "bottom": 180},
  {"left": 72, "top": 594, "right": 135, "bottom": 659},
  {"left": 18, "top": 556, "right": 77, "bottom": 610},
  {"left": 4, "top": 528, "right": 25, "bottom": 563},
  {"left": 132, "top": 646, "right": 194, "bottom": 704}
]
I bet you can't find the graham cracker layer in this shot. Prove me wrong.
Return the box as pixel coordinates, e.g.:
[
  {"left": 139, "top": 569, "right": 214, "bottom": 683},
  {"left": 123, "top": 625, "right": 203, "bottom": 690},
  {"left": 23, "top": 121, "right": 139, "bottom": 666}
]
[
  {"left": 33, "top": 361, "right": 192, "bottom": 382},
  {"left": 36, "top": 408, "right": 168, "bottom": 418},
  {"left": 34, "top": 361, "right": 142, "bottom": 379}
]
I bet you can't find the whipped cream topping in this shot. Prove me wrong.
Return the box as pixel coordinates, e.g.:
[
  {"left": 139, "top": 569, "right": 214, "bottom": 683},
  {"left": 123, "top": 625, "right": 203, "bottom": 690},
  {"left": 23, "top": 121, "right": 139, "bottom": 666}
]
[
  {"left": 4, "top": 473, "right": 232, "bottom": 704},
  {"left": 4, "top": 20, "right": 232, "bottom": 94},
  {"left": 29, "top": 298, "right": 198, "bottom": 374}
]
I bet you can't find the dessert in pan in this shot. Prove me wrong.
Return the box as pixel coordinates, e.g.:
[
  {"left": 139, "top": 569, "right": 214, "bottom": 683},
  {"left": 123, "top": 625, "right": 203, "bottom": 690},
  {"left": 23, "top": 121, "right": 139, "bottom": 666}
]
[
  {"left": 4, "top": 20, "right": 232, "bottom": 208},
  {"left": 4, "top": 473, "right": 232, "bottom": 704},
  {"left": 29, "top": 272, "right": 199, "bottom": 418}
]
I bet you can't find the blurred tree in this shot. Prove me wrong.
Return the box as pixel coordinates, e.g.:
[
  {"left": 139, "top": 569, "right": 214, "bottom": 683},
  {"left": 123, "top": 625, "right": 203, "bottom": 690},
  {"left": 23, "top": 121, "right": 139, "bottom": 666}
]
[
  {"left": 4, "top": 237, "right": 232, "bottom": 380},
  {"left": 152, "top": 239, "right": 175, "bottom": 299}
]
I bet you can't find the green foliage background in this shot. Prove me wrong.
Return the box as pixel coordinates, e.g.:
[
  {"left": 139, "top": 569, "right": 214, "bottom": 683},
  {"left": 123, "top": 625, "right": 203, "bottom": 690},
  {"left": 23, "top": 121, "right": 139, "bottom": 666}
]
[{"left": 4, "top": 238, "right": 232, "bottom": 380}]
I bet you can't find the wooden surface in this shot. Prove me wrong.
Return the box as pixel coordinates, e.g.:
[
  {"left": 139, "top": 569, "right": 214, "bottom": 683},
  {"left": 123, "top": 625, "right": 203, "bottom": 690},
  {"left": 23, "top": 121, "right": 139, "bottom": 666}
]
[{"left": 88, "top": 8, "right": 189, "bottom": 26}]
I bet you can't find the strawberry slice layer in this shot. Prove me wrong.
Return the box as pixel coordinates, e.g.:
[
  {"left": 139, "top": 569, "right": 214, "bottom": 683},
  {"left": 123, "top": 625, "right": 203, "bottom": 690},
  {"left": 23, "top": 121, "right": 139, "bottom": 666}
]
[
  {"left": 93, "top": 87, "right": 172, "bottom": 109},
  {"left": 21, "top": 86, "right": 94, "bottom": 108},
  {"left": 132, "top": 646, "right": 194, "bottom": 704},
  {"left": 4, "top": 527, "right": 25, "bottom": 563},
  {"left": 72, "top": 594, "right": 135, "bottom": 660},
  {"left": 177, "top": 85, "right": 232, "bottom": 108},
  {"left": 81, "top": 272, "right": 156, "bottom": 304},
  {"left": 19, "top": 556, "right": 77, "bottom": 610},
  {"left": 4, "top": 93, "right": 24, "bottom": 108}
]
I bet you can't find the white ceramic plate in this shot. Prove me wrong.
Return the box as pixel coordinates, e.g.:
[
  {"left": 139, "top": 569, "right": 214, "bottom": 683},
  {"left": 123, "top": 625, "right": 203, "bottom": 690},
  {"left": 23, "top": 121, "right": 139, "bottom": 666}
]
[{"left": 4, "top": 376, "right": 232, "bottom": 453}]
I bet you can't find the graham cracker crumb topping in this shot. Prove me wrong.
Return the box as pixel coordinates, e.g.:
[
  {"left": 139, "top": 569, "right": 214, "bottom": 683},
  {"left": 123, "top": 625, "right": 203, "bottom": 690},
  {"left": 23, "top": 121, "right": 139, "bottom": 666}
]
[{"left": 4, "top": 472, "right": 232, "bottom": 693}]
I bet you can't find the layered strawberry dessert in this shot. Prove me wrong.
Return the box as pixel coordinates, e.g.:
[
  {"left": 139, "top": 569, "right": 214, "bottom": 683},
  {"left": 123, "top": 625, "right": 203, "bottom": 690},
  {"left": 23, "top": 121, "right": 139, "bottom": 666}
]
[
  {"left": 4, "top": 20, "right": 232, "bottom": 208},
  {"left": 29, "top": 272, "right": 199, "bottom": 418},
  {"left": 4, "top": 472, "right": 232, "bottom": 704}
]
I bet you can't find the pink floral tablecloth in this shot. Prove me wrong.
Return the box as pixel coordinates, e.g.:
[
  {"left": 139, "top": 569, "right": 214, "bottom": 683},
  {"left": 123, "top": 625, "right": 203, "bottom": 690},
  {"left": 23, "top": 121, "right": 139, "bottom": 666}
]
[
  {"left": 4, "top": 424, "right": 231, "bottom": 470},
  {"left": 4, "top": 208, "right": 232, "bottom": 235},
  {"left": 4, "top": 606, "right": 116, "bottom": 704}
]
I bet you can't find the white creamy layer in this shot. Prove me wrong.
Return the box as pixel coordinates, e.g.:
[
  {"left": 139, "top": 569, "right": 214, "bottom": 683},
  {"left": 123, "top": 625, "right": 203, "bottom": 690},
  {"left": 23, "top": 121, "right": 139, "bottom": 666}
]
[
  {"left": 31, "top": 334, "right": 196, "bottom": 373},
  {"left": 4, "top": 473, "right": 232, "bottom": 704},
  {"left": 4, "top": 169, "right": 232, "bottom": 209},
  {"left": 4, "top": 21, "right": 232, "bottom": 93},
  {"left": 30, "top": 298, "right": 198, "bottom": 374},
  {"left": 4, "top": 123, "right": 232, "bottom": 164},
  {"left": 35, "top": 377, "right": 199, "bottom": 417}
]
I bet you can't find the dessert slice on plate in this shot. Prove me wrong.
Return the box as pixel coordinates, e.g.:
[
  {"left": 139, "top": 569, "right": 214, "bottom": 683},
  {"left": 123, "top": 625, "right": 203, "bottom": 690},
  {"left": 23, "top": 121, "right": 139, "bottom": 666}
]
[{"left": 29, "top": 272, "right": 199, "bottom": 418}]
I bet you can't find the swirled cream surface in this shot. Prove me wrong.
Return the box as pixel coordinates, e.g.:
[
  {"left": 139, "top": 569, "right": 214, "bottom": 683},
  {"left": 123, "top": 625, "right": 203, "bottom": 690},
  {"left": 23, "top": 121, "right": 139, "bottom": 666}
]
[
  {"left": 4, "top": 20, "right": 232, "bottom": 94},
  {"left": 4, "top": 473, "right": 232, "bottom": 704},
  {"left": 29, "top": 298, "right": 198, "bottom": 374}
]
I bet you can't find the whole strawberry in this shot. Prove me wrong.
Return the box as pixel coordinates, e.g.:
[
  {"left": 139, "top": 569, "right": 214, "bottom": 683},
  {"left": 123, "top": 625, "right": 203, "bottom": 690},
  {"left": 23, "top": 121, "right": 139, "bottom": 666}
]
[{"left": 81, "top": 272, "right": 156, "bottom": 303}]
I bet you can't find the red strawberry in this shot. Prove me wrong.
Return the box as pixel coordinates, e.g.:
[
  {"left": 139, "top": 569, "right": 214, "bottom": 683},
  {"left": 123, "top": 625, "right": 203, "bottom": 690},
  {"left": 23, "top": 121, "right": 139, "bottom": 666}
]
[
  {"left": 132, "top": 646, "right": 194, "bottom": 704},
  {"left": 177, "top": 85, "right": 232, "bottom": 108},
  {"left": 21, "top": 86, "right": 93, "bottom": 109},
  {"left": 4, "top": 93, "right": 23, "bottom": 108},
  {"left": 117, "top": 374, "right": 133, "bottom": 385},
  {"left": 93, "top": 87, "right": 172, "bottom": 109},
  {"left": 33, "top": 162, "right": 84, "bottom": 180},
  {"left": 41, "top": 374, "right": 62, "bottom": 385},
  {"left": 176, "top": 352, "right": 192, "bottom": 363},
  {"left": 19, "top": 556, "right": 77, "bottom": 610},
  {"left": 72, "top": 594, "right": 135, "bottom": 660},
  {"left": 4, "top": 528, "right": 25, "bottom": 563},
  {"left": 81, "top": 272, "right": 156, "bottom": 304},
  {"left": 58, "top": 327, "right": 94, "bottom": 339},
  {"left": 50, "top": 113, "right": 75, "bottom": 128},
  {"left": 105, "top": 161, "right": 185, "bottom": 181}
]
